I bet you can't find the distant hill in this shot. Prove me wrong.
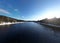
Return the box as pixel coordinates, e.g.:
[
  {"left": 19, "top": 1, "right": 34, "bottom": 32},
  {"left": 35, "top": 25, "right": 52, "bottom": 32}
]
[{"left": 0, "top": 15, "right": 24, "bottom": 23}]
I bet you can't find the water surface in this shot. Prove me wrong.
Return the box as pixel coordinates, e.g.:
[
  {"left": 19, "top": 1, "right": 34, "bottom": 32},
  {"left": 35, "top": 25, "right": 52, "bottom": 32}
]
[{"left": 0, "top": 22, "right": 60, "bottom": 43}]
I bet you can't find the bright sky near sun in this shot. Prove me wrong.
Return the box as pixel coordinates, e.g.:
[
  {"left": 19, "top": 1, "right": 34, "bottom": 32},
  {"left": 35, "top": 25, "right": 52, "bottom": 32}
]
[{"left": 0, "top": 0, "right": 60, "bottom": 20}]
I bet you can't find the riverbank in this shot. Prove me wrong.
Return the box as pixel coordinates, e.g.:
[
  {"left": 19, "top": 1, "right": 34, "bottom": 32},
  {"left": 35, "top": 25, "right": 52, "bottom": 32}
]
[
  {"left": 41, "top": 23, "right": 60, "bottom": 28},
  {"left": 37, "top": 22, "right": 60, "bottom": 31},
  {"left": 0, "top": 22, "right": 23, "bottom": 25}
]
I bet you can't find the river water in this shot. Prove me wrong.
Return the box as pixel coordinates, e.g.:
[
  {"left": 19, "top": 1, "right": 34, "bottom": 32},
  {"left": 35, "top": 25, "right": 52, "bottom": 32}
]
[{"left": 0, "top": 22, "right": 60, "bottom": 43}]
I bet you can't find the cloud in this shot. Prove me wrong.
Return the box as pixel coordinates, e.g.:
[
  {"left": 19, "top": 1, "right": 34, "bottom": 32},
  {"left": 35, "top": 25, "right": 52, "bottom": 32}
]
[
  {"left": 14, "top": 9, "right": 18, "bottom": 11},
  {"left": 0, "top": 9, "right": 10, "bottom": 14}
]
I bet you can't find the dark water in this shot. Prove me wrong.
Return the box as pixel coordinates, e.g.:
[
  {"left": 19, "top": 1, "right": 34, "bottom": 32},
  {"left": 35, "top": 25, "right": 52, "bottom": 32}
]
[{"left": 0, "top": 22, "right": 60, "bottom": 43}]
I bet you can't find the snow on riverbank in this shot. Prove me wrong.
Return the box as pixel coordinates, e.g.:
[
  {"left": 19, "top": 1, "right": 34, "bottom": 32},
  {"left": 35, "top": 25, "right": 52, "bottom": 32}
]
[{"left": 0, "top": 22, "right": 23, "bottom": 25}]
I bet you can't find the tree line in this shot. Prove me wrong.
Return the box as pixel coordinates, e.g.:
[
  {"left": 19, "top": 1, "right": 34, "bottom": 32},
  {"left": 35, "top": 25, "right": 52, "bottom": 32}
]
[
  {"left": 39, "top": 17, "right": 60, "bottom": 25},
  {"left": 0, "top": 15, "right": 24, "bottom": 23}
]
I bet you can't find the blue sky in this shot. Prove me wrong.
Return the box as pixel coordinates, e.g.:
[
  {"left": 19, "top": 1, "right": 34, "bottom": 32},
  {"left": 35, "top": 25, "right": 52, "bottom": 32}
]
[{"left": 0, "top": 0, "right": 60, "bottom": 20}]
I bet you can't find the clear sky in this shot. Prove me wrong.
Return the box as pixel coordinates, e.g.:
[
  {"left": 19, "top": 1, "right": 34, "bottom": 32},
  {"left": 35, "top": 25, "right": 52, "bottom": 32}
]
[{"left": 0, "top": 0, "right": 60, "bottom": 20}]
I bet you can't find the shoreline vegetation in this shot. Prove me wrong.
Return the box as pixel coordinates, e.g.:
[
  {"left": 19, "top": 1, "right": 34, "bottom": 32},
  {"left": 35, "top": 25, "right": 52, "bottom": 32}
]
[
  {"left": 0, "top": 15, "right": 60, "bottom": 31},
  {"left": 37, "top": 17, "right": 60, "bottom": 31},
  {"left": 0, "top": 15, "right": 24, "bottom": 25}
]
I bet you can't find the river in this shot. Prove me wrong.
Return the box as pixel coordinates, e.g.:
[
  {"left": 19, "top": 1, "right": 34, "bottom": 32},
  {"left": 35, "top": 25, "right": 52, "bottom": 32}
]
[{"left": 0, "top": 22, "right": 60, "bottom": 43}]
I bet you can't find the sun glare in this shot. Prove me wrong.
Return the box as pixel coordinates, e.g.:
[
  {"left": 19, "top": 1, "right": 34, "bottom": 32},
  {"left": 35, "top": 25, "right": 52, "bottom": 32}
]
[{"left": 41, "top": 10, "right": 60, "bottom": 19}]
